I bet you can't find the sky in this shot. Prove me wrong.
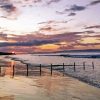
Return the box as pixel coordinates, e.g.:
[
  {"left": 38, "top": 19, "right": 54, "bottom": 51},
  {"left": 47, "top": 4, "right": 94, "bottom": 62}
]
[{"left": 0, "top": 0, "right": 100, "bottom": 53}]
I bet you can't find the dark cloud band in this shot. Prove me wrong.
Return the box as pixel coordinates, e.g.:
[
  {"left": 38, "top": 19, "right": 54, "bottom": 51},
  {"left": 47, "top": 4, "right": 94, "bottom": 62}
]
[{"left": 88, "top": 0, "right": 100, "bottom": 6}]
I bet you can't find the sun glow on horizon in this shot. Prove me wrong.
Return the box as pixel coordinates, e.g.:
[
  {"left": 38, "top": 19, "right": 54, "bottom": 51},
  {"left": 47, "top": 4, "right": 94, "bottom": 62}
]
[
  {"left": 38, "top": 44, "right": 59, "bottom": 51},
  {"left": 0, "top": 40, "right": 7, "bottom": 43},
  {"left": 80, "top": 37, "right": 100, "bottom": 44},
  {"left": 0, "top": 0, "right": 100, "bottom": 53}
]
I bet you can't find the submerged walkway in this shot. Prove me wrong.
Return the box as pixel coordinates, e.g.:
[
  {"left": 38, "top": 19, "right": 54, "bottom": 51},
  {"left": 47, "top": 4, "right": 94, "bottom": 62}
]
[{"left": 0, "top": 75, "right": 100, "bottom": 100}]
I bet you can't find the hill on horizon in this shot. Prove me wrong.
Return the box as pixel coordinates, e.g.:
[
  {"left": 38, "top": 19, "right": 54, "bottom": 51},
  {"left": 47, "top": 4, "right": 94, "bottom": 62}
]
[{"left": 0, "top": 52, "right": 14, "bottom": 55}]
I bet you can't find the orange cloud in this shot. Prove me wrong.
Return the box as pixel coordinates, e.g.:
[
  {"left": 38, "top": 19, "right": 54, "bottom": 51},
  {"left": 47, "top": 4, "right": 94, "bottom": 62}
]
[
  {"left": 80, "top": 37, "right": 100, "bottom": 44},
  {"left": 38, "top": 44, "right": 59, "bottom": 51},
  {"left": 74, "top": 44, "right": 100, "bottom": 50}
]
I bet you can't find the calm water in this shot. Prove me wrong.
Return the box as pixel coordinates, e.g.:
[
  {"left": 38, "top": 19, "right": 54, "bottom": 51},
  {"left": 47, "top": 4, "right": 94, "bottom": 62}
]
[
  {"left": 8, "top": 52, "right": 100, "bottom": 88},
  {"left": 0, "top": 52, "right": 100, "bottom": 87},
  {"left": 9, "top": 52, "right": 100, "bottom": 66}
]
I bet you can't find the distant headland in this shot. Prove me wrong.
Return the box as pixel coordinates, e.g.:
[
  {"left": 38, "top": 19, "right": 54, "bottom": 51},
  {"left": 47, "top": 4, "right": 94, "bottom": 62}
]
[{"left": 0, "top": 52, "right": 15, "bottom": 55}]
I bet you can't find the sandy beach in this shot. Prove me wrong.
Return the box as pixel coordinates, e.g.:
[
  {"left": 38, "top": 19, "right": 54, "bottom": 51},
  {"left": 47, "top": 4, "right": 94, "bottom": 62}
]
[
  {"left": 0, "top": 75, "right": 100, "bottom": 100},
  {"left": 0, "top": 55, "right": 100, "bottom": 100}
]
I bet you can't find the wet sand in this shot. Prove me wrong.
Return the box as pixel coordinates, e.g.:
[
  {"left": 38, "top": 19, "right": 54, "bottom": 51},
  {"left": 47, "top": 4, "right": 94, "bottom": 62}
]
[
  {"left": 0, "top": 75, "right": 100, "bottom": 100},
  {"left": 0, "top": 56, "right": 100, "bottom": 100}
]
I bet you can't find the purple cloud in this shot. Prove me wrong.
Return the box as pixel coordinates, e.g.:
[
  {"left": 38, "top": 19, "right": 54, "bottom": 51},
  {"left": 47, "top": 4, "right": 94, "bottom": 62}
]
[
  {"left": 65, "top": 5, "right": 86, "bottom": 12},
  {"left": 0, "top": 0, "right": 19, "bottom": 19},
  {"left": 68, "top": 12, "right": 76, "bottom": 16},
  {"left": 46, "top": 0, "right": 61, "bottom": 5},
  {"left": 85, "top": 25, "right": 100, "bottom": 29},
  {"left": 89, "top": 0, "right": 100, "bottom": 6},
  {"left": 56, "top": 4, "right": 87, "bottom": 16}
]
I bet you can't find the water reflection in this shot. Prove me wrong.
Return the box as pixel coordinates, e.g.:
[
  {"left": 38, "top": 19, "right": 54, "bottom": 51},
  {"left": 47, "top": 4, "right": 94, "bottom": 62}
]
[
  {"left": 0, "top": 95, "right": 14, "bottom": 100},
  {"left": 11, "top": 60, "right": 15, "bottom": 67},
  {"left": 0, "top": 60, "right": 15, "bottom": 76}
]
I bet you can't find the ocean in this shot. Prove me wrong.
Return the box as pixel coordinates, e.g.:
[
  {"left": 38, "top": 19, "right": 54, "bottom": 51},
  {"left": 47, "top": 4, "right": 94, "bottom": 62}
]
[{"left": 0, "top": 51, "right": 100, "bottom": 88}]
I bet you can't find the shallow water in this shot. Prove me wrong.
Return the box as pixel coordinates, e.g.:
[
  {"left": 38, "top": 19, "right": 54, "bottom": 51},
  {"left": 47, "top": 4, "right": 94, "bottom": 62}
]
[
  {"left": 9, "top": 54, "right": 100, "bottom": 66},
  {"left": 6, "top": 53, "right": 100, "bottom": 88}
]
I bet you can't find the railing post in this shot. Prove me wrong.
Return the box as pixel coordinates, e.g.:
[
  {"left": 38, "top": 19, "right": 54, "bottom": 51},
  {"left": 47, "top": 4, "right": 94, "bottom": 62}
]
[
  {"left": 40, "top": 64, "right": 42, "bottom": 76},
  {"left": 51, "top": 64, "right": 53, "bottom": 76},
  {"left": 74, "top": 62, "right": 76, "bottom": 71},
  {"left": 0, "top": 66, "right": 1, "bottom": 74},
  {"left": 26, "top": 64, "right": 29, "bottom": 76},
  {"left": 83, "top": 62, "right": 85, "bottom": 70},
  {"left": 12, "top": 65, "right": 15, "bottom": 77},
  {"left": 92, "top": 62, "right": 94, "bottom": 70},
  {"left": 63, "top": 63, "right": 65, "bottom": 76}
]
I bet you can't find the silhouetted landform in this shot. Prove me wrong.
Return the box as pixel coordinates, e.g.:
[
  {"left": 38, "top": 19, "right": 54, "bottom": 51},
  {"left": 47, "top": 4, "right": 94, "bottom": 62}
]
[
  {"left": 53, "top": 49, "right": 100, "bottom": 54},
  {"left": 0, "top": 52, "right": 15, "bottom": 55},
  {"left": 59, "top": 49, "right": 100, "bottom": 53},
  {"left": 60, "top": 54, "right": 100, "bottom": 58},
  {"left": 37, "top": 54, "right": 100, "bottom": 58},
  {"left": 35, "top": 49, "right": 100, "bottom": 58},
  {"left": 32, "top": 49, "right": 100, "bottom": 54},
  {"left": 32, "top": 49, "right": 100, "bottom": 58}
]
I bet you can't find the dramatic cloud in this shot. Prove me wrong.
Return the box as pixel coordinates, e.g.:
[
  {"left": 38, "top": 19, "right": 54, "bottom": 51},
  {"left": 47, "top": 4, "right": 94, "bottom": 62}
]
[
  {"left": 56, "top": 4, "right": 87, "bottom": 16},
  {"left": 0, "top": 0, "right": 19, "bottom": 19},
  {"left": 68, "top": 12, "right": 76, "bottom": 16},
  {"left": 32, "top": 0, "right": 42, "bottom": 3},
  {"left": 56, "top": 11, "right": 66, "bottom": 15},
  {"left": 1, "top": 3, "right": 16, "bottom": 12},
  {"left": 0, "top": 0, "right": 100, "bottom": 53},
  {"left": 39, "top": 26, "right": 55, "bottom": 31},
  {"left": 38, "top": 20, "right": 73, "bottom": 34},
  {"left": 0, "top": 31, "right": 100, "bottom": 53},
  {"left": 85, "top": 25, "right": 100, "bottom": 29},
  {"left": 13, "top": 0, "right": 42, "bottom": 5},
  {"left": 0, "top": 32, "right": 7, "bottom": 40},
  {"left": 65, "top": 5, "right": 86, "bottom": 12},
  {"left": 88, "top": 0, "right": 100, "bottom": 6},
  {"left": 38, "top": 20, "right": 70, "bottom": 25},
  {"left": 12, "top": 0, "right": 60, "bottom": 7},
  {"left": 46, "top": 0, "right": 61, "bottom": 5},
  {"left": 0, "top": 32, "right": 81, "bottom": 47},
  {"left": 0, "top": 39, "right": 59, "bottom": 47}
]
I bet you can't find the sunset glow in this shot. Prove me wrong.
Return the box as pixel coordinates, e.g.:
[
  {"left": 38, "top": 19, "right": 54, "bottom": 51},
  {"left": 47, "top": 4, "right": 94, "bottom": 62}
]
[
  {"left": 80, "top": 37, "right": 100, "bottom": 44},
  {"left": 39, "top": 44, "right": 59, "bottom": 51},
  {"left": 0, "top": 0, "right": 100, "bottom": 53}
]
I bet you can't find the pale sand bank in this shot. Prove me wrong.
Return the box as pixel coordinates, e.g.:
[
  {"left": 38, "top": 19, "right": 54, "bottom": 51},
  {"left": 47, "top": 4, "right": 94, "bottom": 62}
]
[{"left": 0, "top": 75, "right": 100, "bottom": 100}]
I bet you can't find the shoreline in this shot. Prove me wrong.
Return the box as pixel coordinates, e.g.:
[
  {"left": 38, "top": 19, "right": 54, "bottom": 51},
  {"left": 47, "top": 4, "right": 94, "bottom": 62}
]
[
  {"left": 13, "top": 59, "right": 100, "bottom": 88},
  {"left": 0, "top": 56, "right": 100, "bottom": 100},
  {"left": 0, "top": 55, "right": 100, "bottom": 88}
]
